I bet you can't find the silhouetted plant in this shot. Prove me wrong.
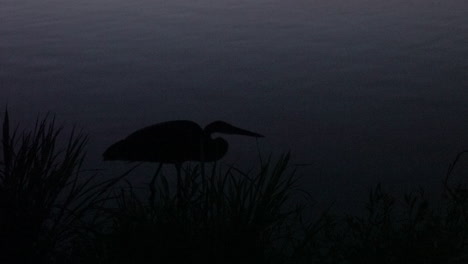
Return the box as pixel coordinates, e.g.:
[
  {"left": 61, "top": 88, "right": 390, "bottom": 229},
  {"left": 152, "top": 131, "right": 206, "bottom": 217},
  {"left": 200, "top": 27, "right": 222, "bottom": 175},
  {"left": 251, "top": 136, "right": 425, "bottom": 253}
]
[
  {"left": 4, "top": 109, "right": 468, "bottom": 264},
  {"left": 335, "top": 184, "right": 468, "bottom": 264},
  {"left": 80, "top": 154, "right": 322, "bottom": 264},
  {"left": 0, "top": 110, "right": 128, "bottom": 264}
]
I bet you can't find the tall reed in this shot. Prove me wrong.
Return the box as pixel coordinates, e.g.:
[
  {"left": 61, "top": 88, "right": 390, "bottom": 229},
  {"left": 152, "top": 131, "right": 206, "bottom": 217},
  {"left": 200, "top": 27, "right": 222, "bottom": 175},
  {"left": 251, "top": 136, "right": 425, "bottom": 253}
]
[
  {"left": 81, "top": 154, "right": 323, "bottom": 264},
  {"left": 0, "top": 110, "right": 127, "bottom": 263}
]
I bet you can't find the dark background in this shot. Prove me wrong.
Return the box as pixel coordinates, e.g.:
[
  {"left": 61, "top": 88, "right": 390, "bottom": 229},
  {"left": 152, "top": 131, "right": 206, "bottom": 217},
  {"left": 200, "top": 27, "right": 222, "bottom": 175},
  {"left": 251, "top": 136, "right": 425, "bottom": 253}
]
[{"left": 1, "top": 0, "right": 468, "bottom": 212}]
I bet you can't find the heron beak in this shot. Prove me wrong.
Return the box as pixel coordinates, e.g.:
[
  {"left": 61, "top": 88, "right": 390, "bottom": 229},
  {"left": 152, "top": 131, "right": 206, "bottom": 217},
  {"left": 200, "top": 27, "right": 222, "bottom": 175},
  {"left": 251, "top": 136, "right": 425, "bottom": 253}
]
[
  {"left": 205, "top": 121, "right": 264, "bottom": 137},
  {"left": 226, "top": 125, "right": 264, "bottom": 137}
]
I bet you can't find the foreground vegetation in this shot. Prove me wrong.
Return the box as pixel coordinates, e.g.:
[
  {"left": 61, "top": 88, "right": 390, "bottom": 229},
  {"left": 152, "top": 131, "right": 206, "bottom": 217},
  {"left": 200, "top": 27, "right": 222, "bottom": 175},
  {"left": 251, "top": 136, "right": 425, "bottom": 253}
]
[{"left": 1, "top": 111, "right": 468, "bottom": 263}]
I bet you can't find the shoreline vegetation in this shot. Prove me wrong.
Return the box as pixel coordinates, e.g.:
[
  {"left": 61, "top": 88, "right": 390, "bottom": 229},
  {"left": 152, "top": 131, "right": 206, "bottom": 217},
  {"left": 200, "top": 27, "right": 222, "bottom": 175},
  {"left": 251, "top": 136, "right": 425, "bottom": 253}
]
[{"left": 1, "top": 111, "right": 468, "bottom": 263}]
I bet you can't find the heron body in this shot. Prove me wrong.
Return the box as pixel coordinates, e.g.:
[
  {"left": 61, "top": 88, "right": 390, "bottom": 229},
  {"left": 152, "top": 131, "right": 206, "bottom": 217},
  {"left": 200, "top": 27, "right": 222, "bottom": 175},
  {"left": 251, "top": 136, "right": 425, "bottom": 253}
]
[
  {"left": 103, "top": 120, "right": 263, "bottom": 165},
  {"left": 103, "top": 120, "right": 263, "bottom": 200}
]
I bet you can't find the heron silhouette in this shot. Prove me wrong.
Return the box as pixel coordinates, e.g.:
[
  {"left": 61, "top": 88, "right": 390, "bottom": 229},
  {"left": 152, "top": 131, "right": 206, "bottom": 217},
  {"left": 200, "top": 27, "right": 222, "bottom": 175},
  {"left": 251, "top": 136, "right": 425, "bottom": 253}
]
[{"left": 103, "top": 120, "right": 263, "bottom": 198}]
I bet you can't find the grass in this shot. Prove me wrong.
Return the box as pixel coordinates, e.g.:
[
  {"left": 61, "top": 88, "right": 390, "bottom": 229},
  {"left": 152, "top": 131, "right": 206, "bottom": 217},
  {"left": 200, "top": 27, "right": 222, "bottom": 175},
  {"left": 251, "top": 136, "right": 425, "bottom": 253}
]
[
  {"left": 0, "top": 110, "right": 133, "bottom": 263},
  {"left": 2, "top": 109, "right": 468, "bottom": 263},
  {"left": 79, "top": 155, "right": 308, "bottom": 264}
]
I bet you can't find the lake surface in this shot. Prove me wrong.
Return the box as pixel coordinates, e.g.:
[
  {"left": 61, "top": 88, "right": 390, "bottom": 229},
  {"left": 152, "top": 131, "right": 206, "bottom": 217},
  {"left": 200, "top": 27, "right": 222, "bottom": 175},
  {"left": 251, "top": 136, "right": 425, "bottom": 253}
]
[{"left": 1, "top": 0, "right": 468, "bottom": 210}]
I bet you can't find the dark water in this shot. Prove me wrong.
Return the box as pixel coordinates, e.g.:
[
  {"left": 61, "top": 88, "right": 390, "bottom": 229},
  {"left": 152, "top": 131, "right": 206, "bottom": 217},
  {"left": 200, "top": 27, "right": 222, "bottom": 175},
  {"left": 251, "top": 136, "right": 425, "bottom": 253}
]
[{"left": 1, "top": 0, "right": 468, "bottom": 210}]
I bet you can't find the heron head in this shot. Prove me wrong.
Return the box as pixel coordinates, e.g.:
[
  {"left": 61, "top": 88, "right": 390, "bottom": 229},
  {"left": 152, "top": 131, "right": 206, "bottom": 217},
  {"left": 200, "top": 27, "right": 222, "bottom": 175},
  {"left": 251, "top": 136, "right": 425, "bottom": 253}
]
[{"left": 204, "top": 121, "right": 264, "bottom": 138}]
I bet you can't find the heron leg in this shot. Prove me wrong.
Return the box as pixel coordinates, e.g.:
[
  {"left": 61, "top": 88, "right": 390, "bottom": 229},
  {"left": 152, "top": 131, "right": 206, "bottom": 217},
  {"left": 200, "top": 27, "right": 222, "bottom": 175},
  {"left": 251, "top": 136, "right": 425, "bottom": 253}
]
[
  {"left": 175, "top": 163, "right": 182, "bottom": 200},
  {"left": 149, "top": 163, "right": 163, "bottom": 205},
  {"left": 200, "top": 161, "right": 206, "bottom": 184}
]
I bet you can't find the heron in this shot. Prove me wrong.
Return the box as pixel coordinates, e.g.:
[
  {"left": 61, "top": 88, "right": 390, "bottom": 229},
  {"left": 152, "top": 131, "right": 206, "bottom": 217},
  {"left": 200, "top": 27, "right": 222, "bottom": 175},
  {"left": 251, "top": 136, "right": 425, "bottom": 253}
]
[{"left": 103, "top": 120, "right": 264, "bottom": 198}]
